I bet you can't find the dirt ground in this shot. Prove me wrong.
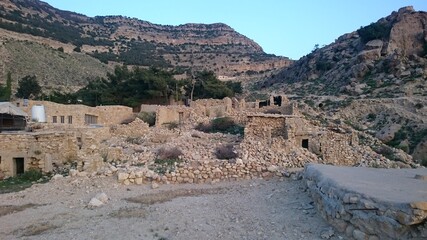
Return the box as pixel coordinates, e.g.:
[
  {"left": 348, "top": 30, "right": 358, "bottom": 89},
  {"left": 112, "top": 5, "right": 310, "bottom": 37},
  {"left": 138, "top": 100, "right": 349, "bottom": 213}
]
[{"left": 0, "top": 176, "right": 343, "bottom": 240}]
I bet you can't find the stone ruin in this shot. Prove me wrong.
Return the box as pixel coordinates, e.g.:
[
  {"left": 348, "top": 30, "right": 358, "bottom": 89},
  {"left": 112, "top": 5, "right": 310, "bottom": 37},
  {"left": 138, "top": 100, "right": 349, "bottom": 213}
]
[
  {"left": 0, "top": 95, "right": 423, "bottom": 239},
  {"left": 0, "top": 95, "right": 415, "bottom": 179}
]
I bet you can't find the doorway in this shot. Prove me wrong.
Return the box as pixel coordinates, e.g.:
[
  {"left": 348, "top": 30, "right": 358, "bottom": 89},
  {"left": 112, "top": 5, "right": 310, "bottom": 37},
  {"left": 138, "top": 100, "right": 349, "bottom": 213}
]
[
  {"left": 14, "top": 158, "right": 25, "bottom": 175},
  {"left": 302, "top": 139, "right": 309, "bottom": 149}
]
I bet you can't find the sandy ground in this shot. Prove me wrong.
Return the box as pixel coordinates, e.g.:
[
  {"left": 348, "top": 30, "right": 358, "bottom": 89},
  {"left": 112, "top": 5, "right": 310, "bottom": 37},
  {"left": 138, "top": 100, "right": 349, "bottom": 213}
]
[{"left": 0, "top": 176, "right": 342, "bottom": 240}]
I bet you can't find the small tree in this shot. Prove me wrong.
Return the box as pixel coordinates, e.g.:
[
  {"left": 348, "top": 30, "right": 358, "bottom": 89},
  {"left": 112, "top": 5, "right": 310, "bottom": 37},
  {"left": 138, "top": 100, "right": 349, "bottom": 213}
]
[
  {"left": 0, "top": 72, "right": 12, "bottom": 101},
  {"left": 16, "top": 75, "right": 41, "bottom": 99}
]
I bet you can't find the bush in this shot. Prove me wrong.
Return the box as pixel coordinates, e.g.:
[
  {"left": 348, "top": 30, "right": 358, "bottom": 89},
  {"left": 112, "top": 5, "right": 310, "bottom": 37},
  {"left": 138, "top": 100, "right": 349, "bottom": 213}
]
[
  {"left": 126, "top": 136, "right": 144, "bottom": 145},
  {"left": 211, "top": 117, "right": 244, "bottom": 135},
  {"left": 156, "top": 147, "right": 183, "bottom": 161},
  {"left": 137, "top": 112, "right": 156, "bottom": 126},
  {"left": 374, "top": 145, "right": 395, "bottom": 160},
  {"left": 20, "top": 169, "right": 43, "bottom": 181},
  {"left": 215, "top": 144, "right": 238, "bottom": 160},
  {"left": 367, "top": 113, "right": 376, "bottom": 121},
  {"left": 357, "top": 21, "right": 391, "bottom": 43},
  {"left": 415, "top": 103, "right": 423, "bottom": 109},
  {"left": 195, "top": 122, "right": 212, "bottom": 132},
  {"left": 163, "top": 121, "right": 179, "bottom": 130},
  {"left": 153, "top": 147, "right": 183, "bottom": 174}
]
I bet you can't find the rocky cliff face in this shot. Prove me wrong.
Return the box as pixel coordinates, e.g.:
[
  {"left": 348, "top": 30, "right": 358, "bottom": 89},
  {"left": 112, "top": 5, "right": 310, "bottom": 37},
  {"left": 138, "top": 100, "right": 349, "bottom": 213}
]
[
  {"left": 259, "top": 6, "right": 426, "bottom": 98},
  {"left": 254, "top": 6, "right": 427, "bottom": 163},
  {"left": 0, "top": 0, "right": 292, "bottom": 90}
]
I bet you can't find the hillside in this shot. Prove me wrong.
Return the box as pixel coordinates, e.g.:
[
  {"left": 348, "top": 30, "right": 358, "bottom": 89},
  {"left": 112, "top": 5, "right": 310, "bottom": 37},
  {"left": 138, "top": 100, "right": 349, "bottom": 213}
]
[
  {"left": 258, "top": 6, "right": 426, "bottom": 98},
  {"left": 253, "top": 6, "right": 427, "bottom": 162},
  {"left": 0, "top": 0, "right": 292, "bottom": 92}
]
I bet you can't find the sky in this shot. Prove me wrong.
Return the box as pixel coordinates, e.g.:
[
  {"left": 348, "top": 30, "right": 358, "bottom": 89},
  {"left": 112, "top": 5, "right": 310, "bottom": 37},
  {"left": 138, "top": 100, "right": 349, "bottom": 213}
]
[{"left": 42, "top": 0, "right": 427, "bottom": 60}]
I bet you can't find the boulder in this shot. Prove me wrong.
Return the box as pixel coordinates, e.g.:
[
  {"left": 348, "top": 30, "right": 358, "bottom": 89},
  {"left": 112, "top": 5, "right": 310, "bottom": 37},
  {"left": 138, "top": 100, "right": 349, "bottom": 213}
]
[
  {"left": 95, "top": 193, "right": 109, "bottom": 204},
  {"left": 51, "top": 174, "right": 64, "bottom": 181},
  {"left": 88, "top": 197, "right": 104, "bottom": 208},
  {"left": 117, "top": 172, "right": 129, "bottom": 182},
  {"left": 365, "top": 40, "right": 383, "bottom": 50}
]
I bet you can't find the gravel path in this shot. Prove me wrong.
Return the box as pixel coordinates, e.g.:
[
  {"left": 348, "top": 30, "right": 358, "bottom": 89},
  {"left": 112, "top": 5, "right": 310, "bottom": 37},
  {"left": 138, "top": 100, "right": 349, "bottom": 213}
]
[{"left": 0, "top": 176, "right": 341, "bottom": 240}]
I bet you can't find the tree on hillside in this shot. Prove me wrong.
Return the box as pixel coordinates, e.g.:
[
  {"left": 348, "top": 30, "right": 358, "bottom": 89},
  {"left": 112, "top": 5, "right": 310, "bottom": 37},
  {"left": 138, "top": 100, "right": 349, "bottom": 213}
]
[
  {"left": 0, "top": 72, "right": 12, "bottom": 101},
  {"left": 16, "top": 75, "right": 41, "bottom": 99},
  {"left": 188, "top": 70, "right": 235, "bottom": 100}
]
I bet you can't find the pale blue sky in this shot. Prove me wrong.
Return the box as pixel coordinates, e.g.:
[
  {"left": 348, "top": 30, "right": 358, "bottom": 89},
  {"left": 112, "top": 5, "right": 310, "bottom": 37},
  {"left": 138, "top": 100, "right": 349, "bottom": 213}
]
[{"left": 42, "top": 0, "right": 427, "bottom": 60}]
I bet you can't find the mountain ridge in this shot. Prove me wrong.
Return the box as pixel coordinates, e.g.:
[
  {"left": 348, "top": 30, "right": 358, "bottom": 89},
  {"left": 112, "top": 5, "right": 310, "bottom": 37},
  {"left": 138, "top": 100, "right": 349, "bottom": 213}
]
[{"left": 0, "top": 0, "right": 292, "bottom": 91}]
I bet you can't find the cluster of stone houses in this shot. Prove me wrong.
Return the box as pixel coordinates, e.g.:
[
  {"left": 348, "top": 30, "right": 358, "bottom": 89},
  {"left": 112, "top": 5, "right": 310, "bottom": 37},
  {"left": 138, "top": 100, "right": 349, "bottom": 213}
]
[{"left": 0, "top": 95, "right": 358, "bottom": 178}]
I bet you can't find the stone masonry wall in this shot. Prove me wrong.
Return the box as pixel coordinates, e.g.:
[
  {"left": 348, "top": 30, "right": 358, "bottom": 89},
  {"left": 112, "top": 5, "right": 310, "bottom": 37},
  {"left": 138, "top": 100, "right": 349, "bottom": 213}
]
[
  {"left": 19, "top": 100, "right": 133, "bottom": 126},
  {"left": 0, "top": 131, "right": 78, "bottom": 177},
  {"left": 304, "top": 164, "right": 427, "bottom": 240}
]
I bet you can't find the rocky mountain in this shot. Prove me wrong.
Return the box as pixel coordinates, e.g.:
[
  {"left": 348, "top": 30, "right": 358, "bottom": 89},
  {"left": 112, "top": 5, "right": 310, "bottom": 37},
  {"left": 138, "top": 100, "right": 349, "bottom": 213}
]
[
  {"left": 258, "top": 6, "right": 427, "bottom": 98},
  {"left": 255, "top": 6, "right": 427, "bottom": 163},
  {"left": 0, "top": 0, "right": 291, "bottom": 92}
]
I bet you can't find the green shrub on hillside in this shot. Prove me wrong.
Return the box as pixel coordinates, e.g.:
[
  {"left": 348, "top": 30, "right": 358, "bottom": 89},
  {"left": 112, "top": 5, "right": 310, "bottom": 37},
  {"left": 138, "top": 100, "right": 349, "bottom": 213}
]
[{"left": 357, "top": 21, "right": 391, "bottom": 43}]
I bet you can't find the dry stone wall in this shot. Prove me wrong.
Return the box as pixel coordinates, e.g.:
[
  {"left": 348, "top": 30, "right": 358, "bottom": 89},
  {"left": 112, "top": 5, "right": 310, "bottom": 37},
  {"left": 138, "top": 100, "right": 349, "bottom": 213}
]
[
  {"left": 305, "top": 164, "right": 427, "bottom": 240},
  {"left": 0, "top": 131, "right": 78, "bottom": 177}
]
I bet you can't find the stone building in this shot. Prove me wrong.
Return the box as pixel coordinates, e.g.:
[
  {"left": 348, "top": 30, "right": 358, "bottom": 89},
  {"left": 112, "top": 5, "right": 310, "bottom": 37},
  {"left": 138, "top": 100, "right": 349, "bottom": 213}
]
[
  {"left": 18, "top": 100, "right": 133, "bottom": 127},
  {"left": 244, "top": 112, "right": 358, "bottom": 165},
  {"left": 0, "top": 102, "right": 27, "bottom": 132},
  {"left": 0, "top": 100, "right": 135, "bottom": 178}
]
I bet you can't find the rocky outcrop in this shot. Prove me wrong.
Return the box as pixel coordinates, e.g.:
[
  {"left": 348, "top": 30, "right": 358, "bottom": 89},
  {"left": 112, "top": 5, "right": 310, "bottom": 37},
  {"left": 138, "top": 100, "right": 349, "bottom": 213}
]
[{"left": 259, "top": 6, "right": 427, "bottom": 98}]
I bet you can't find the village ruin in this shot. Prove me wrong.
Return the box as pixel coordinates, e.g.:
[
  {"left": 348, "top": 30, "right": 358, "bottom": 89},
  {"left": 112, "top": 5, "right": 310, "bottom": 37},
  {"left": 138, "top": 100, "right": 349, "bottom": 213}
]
[{"left": 0, "top": 96, "right": 426, "bottom": 239}]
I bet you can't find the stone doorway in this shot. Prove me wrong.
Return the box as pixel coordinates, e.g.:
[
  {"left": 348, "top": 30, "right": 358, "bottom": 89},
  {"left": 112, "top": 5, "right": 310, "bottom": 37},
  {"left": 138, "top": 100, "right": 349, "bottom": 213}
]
[{"left": 14, "top": 158, "right": 24, "bottom": 175}]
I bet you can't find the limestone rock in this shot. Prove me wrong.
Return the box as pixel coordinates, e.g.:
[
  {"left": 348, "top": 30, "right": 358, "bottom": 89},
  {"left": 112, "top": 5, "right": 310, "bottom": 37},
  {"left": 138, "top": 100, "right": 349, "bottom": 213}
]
[
  {"left": 320, "top": 228, "right": 335, "bottom": 239},
  {"left": 117, "top": 172, "right": 129, "bottom": 182},
  {"left": 69, "top": 169, "right": 78, "bottom": 177},
  {"left": 88, "top": 197, "right": 104, "bottom": 208},
  {"left": 51, "top": 174, "right": 63, "bottom": 181},
  {"left": 151, "top": 182, "right": 159, "bottom": 189},
  {"left": 95, "top": 193, "right": 109, "bottom": 204}
]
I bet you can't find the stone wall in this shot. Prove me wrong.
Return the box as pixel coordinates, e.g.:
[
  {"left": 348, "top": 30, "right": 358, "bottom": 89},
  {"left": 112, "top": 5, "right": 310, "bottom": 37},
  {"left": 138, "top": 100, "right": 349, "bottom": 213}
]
[
  {"left": 190, "top": 97, "right": 232, "bottom": 117},
  {"left": 155, "top": 106, "right": 194, "bottom": 127},
  {"left": 0, "top": 131, "right": 78, "bottom": 177},
  {"left": 304, "top": 164, "right": 427, "bottom": 240},
  {"left": 18, "top": 100, "right": 133, "bottom": 126},
  {"left": 116, "top": 160, "right": 286, "bottom": 185},
  {"left": 0, "top": 126, "right": 112, "bottom": 178}
]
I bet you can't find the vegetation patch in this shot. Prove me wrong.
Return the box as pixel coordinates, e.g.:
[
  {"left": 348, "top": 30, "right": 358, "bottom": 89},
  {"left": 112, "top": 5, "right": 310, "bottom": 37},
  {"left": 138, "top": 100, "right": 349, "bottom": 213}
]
[
  {"left": 357, "top": 21, "right": 391, "bottom": 43},
  {"left": 215, "top": 144, "right": 238, "bottom": 160},
  {"left": 0, "top": 169, "right": 45, "bottom": 194},
  {"left": 152, "top": 147, "right": 183, "bottom": 174},
  {"left": 137, "top": 112, "right": 156, "bottom": 126},
  {"left": 196, "top": 117, "right": 244, "bottom": 135}
]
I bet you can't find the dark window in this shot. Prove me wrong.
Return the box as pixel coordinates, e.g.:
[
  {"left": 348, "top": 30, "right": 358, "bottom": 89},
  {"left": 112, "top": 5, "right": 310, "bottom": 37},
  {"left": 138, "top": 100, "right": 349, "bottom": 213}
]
[
  {"left": 52, "top": 116, "right": 57, "bottom": 123},
  {"left": 84, "top": 114, "right": 98, "bottom": 125},
  {"left": 273, "top": 96, "right": 282, "bottom": 106},
  {"left": 68, "top": 116, "right": 73, "bottom": 124},
  {"left": 60, "top": 116, "right": 65, "bottom": 123},
  {"left": 302, "top": 139, "right": 309, "bottom": 149},
  {"left": 14, "top": 158, "right": 24, "bottom": 175}
]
